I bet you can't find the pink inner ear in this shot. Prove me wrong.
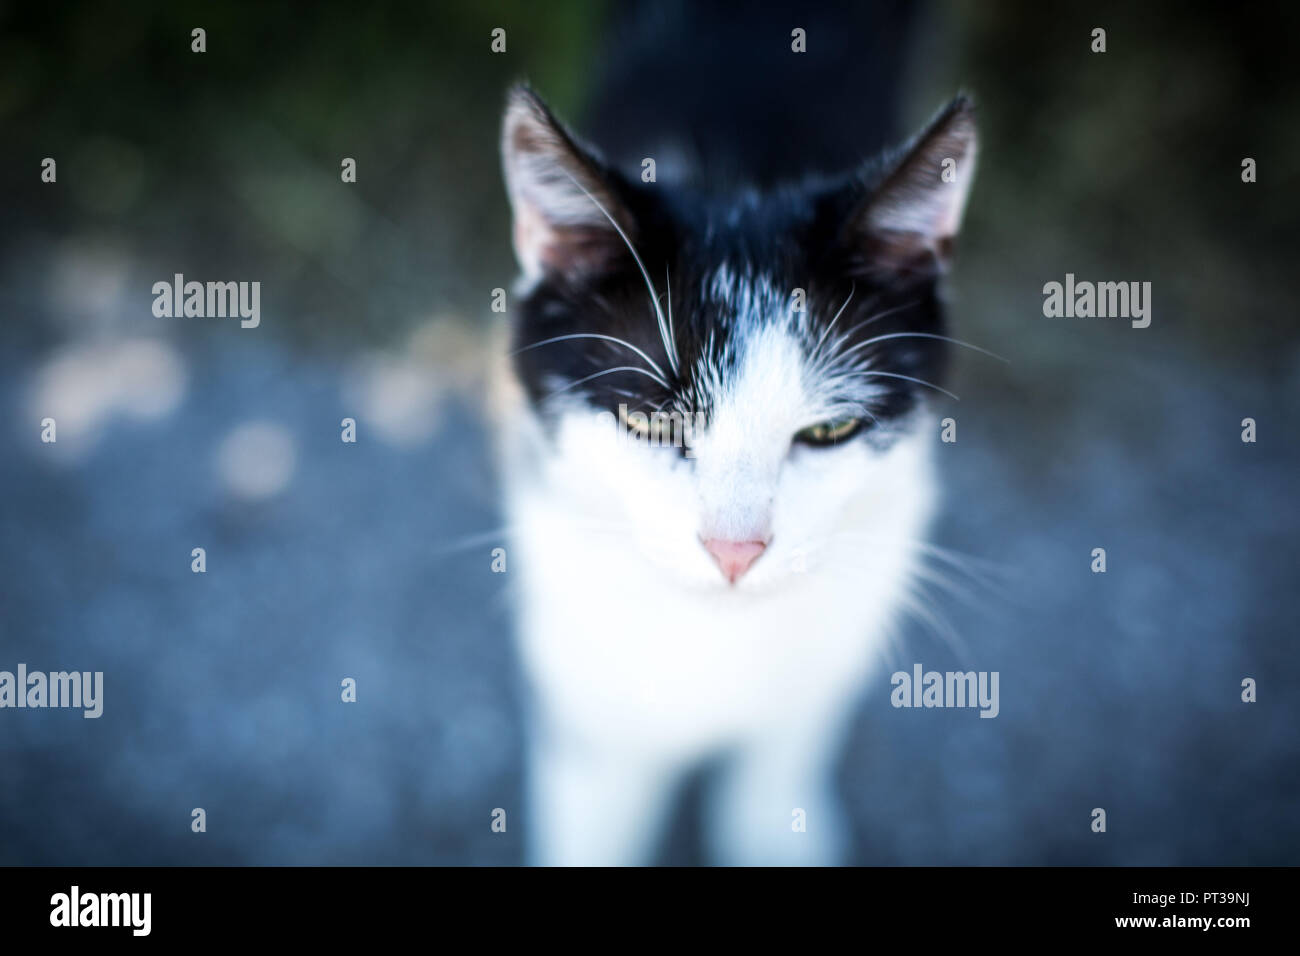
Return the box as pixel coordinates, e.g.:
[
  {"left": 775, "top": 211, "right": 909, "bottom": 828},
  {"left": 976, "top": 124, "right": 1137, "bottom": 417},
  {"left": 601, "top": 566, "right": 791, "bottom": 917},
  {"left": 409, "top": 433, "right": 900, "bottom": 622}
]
[
  {"left": 855, "top": 230, "right": 945, "bottom": 281},
  {"left": 852, "top": 99, "right": 977, "bottom": 274},
  {"left": 513, "top": 195, "right": 626, "bottom": 279},
  {"left": 512, "top": 202, "right": 551, "bottom": 277}
]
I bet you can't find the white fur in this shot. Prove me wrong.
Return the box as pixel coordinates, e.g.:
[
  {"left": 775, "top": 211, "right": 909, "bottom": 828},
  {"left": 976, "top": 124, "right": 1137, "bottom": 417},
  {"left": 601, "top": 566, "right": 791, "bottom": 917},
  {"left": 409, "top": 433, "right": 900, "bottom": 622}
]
[{"left": 500, "top": 274, "right": 938, "bottom": 866}]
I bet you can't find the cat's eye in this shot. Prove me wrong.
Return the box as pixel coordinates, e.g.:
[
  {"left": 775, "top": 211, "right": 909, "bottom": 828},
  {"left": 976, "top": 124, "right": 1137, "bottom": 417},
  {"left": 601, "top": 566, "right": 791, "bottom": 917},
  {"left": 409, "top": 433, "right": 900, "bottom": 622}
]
[{"left": 793, "top": 418, "right": 865, "bottom": 447}]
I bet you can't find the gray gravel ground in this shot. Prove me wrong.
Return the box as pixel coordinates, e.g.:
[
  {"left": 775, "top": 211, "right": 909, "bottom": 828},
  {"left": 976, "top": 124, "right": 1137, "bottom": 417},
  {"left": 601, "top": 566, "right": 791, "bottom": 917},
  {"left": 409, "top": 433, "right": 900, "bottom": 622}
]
[{"left": 1, "top": 316, "right": 1295, "bottom": 865}]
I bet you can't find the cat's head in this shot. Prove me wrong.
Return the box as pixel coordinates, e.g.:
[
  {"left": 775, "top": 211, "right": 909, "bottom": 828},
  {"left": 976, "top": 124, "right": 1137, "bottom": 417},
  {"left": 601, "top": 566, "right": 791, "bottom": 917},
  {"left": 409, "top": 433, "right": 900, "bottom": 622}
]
[{"left": 500, "top": 86, "right": 976, "bottom": 591}]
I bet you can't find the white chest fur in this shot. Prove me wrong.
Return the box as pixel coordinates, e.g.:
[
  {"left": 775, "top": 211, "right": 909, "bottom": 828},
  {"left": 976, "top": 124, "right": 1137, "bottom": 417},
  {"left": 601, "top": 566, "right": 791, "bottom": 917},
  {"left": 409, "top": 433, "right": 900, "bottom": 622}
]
[{"left": 499, "top": 399, "right": 937, "bottom": 864}]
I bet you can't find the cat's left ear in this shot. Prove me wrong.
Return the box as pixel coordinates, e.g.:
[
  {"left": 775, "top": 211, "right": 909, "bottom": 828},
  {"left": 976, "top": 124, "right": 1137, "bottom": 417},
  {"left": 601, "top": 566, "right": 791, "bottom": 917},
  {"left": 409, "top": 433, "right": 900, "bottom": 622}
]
[
  {"left": 843, "top": 96, "right": 977, "bottom": 278},
  {"left": 500, "top": 85, "right": 636, "bottom": 282}
]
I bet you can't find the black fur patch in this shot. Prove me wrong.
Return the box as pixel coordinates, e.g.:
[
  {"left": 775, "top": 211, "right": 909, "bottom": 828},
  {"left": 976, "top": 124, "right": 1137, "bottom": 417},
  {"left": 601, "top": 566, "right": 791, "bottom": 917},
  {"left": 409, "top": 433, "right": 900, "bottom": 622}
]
[{"left": 504, "top": 88, "right": 974, "bottom": 445}]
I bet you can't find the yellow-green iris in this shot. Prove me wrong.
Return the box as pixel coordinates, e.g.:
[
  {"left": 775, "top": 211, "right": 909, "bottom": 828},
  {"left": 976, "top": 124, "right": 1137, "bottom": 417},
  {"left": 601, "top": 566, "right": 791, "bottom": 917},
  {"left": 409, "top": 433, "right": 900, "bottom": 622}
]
[{"left": 794, "top": 418, "right": 863, "bottom": 446}]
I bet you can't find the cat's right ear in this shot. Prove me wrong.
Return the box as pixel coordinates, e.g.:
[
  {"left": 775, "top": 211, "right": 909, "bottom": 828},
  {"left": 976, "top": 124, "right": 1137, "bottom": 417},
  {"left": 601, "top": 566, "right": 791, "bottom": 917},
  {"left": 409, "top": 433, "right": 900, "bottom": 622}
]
[
  {"left": 838, "top": 95, "right": 978, "bottom": 281},
  {"left": 501, "top": 85, "right": 634, "bottom": 282}
]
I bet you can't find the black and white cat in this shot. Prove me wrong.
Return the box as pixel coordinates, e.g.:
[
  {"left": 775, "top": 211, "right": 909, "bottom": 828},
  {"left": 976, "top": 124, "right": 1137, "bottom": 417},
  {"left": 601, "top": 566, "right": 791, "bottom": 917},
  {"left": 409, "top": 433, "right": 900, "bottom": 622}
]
[{"left": 495, "top": 74, "right": 976, "bottom": 864}]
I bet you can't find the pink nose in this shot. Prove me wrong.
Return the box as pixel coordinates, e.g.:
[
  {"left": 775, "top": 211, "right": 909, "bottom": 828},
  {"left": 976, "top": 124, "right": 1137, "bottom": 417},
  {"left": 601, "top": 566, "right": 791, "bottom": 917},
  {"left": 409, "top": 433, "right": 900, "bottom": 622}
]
[{"left": 702, "top": 538, "right": 768, "bottom": 584}]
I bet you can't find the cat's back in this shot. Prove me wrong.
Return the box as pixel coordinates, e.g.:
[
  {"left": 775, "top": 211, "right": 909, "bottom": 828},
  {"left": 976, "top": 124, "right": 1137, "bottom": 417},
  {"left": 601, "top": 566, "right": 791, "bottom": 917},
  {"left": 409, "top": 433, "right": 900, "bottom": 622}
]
[{"left": 581, "top": 0, "right": 919, "bottom": 188}]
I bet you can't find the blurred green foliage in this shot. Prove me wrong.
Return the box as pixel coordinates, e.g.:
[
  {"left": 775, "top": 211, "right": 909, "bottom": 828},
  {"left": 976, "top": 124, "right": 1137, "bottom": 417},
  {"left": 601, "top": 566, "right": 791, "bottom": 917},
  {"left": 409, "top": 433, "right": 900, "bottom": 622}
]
[
  {"left": 1, "top": 0, "right": 603, "bottom": 346},
  {"left": 910, "top": 1, "right": 1300, "bottom": 368},
  {"left": 2, "top": 0, "right": 1296, "bottom": 363}
]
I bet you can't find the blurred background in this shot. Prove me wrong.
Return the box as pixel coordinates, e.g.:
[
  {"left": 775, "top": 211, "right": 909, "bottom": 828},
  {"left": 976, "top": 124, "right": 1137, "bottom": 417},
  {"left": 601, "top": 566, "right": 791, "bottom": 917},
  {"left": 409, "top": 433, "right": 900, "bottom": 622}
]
[{"left": 1, "top": 0, "right": 1297, "bottom": 864}]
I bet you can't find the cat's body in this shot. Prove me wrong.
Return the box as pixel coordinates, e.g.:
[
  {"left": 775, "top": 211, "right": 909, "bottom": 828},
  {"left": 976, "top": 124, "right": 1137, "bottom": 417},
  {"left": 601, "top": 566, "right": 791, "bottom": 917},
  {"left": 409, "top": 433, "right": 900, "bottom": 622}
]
[
  {"left": 496, "top": 5, "right": 976, "bottom": 865},
  {"left": 503, "top": 405, "right": 934, "bottom": 864}
]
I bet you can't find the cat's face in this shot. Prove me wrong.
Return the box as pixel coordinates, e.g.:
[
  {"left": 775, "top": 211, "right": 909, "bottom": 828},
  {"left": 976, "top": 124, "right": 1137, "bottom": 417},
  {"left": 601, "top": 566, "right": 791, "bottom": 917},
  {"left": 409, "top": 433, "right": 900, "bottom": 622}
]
[{"left": 501, "top": 87, "right": 976, "bottom": 591}]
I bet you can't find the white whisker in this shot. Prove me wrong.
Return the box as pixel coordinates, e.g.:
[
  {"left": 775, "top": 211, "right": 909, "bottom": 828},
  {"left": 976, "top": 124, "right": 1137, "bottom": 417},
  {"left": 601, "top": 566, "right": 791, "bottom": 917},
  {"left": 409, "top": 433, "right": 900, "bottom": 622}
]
[
  {"left": 429, "top": 527, "right": 515, "bottom": 556},
  {"left": 818, "top": 298, "right": 922, "bottom": 368},
  {"left": 560, "top": 169, "right": 678, "bottom": 378},
  {"left": 541, "top": 365, "right": 669, "bottom": 403},
  {"left": 832, "top": 331, "right": 1009, "bottom": 367},
  {"left": 809, "top": 282, "right": 857, "bottom": 365},
  {"left": 513, "top": 332, "right": 669, "bottom": 386},
  {"left": 664, "top": 265, "right": 681, "bottom": 375},
  {"left": 848, "top": 369, "right": 961, "bottom": 402}
]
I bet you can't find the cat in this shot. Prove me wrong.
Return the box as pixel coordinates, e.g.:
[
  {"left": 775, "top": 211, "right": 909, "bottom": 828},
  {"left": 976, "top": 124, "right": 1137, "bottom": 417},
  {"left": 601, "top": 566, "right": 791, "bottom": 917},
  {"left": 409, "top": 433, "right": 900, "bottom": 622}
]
[{"left": 494, "top": 73, "right": 976, "bottom": 865}]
